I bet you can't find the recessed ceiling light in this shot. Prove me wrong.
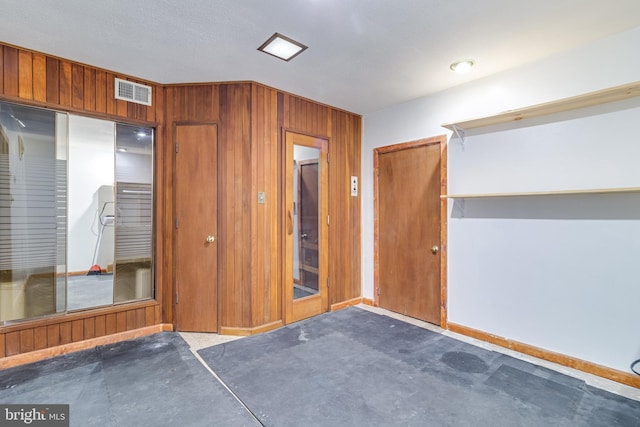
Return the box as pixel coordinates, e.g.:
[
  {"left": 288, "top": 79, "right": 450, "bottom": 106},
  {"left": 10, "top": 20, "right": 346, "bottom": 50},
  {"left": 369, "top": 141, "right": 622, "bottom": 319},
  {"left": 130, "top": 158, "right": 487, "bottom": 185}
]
[
  {"left": 450, "top": 60, "right": 475, "bottom": 73},
  {"left": 117, "top": 148, "right": 127, "bottom": 152},
  {"left": 258, "top": 32, "right": 308, "bottom": 61}
]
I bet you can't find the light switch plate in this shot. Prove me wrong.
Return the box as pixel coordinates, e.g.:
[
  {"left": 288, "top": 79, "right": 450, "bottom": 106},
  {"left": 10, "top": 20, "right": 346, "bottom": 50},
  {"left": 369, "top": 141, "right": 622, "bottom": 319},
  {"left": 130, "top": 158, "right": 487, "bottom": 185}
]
[
  {"left": 350, "top": 176, "right": 358, "bottom": 197},
  {"left": 258, "top": 192, "right": 266, "bottom": 204}
]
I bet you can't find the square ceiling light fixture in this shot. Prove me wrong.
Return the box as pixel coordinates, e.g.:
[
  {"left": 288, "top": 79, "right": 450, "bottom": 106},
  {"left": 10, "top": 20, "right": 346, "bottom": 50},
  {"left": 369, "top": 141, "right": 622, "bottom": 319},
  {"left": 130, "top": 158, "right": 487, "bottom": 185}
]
[{"left": 258, "top": 32, "right": 308, "bottom": 61}]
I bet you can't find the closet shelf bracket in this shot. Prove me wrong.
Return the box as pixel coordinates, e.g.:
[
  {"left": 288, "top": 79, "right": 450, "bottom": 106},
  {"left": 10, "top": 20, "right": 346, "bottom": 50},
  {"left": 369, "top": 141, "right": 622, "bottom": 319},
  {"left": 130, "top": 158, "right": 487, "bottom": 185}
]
[{"left": 452, "top": 124, "right": 466, "bottom": 151}]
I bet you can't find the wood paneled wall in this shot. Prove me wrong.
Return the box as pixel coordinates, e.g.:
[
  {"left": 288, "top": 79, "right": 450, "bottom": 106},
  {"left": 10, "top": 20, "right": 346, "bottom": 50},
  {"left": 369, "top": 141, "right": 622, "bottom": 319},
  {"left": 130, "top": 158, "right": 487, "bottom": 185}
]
[
  {"left": 0, "top": 40, "right": 361, "bottom": 358},
  {"left": 164, "top": 83, "right": 361, "bottom": 332},
  {"left": 0, "top": 42, "right": 165, "bottom": 359},
  {"left": 280, "top": 94, "right": 362, "bottom": 305},
  {"left": 0, "top": 302, "right": 160, "bottom": 358},
  {"left": 0, "top": 44, "right": 163, "bottom": 122}
]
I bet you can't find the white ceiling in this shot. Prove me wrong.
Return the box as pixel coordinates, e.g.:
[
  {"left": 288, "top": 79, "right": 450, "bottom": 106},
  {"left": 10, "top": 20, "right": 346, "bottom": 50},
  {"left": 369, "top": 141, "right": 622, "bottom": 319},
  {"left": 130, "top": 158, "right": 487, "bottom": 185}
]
[{"left": 1, "top": 0, "right": 639, "bottom": 115}]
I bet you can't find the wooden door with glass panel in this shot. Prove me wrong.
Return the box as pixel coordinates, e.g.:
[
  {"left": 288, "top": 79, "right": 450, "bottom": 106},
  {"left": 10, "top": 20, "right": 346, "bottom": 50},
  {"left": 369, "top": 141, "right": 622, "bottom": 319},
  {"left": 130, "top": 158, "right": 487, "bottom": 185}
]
[{"left": 284, "top": 131, "right": 328, "bottom": 323}]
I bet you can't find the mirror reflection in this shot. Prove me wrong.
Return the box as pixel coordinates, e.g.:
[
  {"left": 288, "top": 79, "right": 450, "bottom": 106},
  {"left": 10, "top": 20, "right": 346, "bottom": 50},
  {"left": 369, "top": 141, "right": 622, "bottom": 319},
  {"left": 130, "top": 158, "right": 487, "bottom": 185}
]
[
  {"left": 0, "top": 102, "right": 66, "bottom": 321},
  {"left": 0, "top": 100, "right": 154, "bottom": 323},
  {"left": 292, "top": 145, "right": 320, "bottom": 300},
  {"left": 67, "top": 116, "right": 115, "bottom": 310}
]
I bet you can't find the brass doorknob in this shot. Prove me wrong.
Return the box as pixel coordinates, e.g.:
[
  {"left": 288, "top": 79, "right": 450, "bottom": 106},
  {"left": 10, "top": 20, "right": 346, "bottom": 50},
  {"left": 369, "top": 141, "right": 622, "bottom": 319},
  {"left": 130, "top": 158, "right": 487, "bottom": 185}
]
[
  {"left": 206, "top": 235, "right": 215, "bottom": 243},
  {"left": 431, "top": 245, "right": 439, "bottom": 254}
]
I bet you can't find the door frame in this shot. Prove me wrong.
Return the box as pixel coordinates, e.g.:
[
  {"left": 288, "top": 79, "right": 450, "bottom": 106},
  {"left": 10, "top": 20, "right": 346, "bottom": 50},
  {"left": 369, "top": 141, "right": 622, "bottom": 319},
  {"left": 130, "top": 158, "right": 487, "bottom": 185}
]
[
  {"left": 172, "top": 121, "right": 219, "bottom": 332},
  {"left": 282, "top": 130, "right": 329, "bottom": 324},
  {"left": 373, "top": 135, "right": 448, "bottom": 327}
]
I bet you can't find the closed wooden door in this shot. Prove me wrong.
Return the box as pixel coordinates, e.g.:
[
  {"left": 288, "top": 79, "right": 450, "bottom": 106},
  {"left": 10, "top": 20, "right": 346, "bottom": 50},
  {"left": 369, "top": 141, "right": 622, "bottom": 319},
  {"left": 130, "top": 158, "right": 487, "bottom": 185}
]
[
  {"left": 174, "top": 124, "right": 218, "bottom": 332},
  {"left": 375, "top": 139, "right": 442, "bottom": 325},
  {"left": 284, "top": 131, "right": 329, "bottom": 324}
]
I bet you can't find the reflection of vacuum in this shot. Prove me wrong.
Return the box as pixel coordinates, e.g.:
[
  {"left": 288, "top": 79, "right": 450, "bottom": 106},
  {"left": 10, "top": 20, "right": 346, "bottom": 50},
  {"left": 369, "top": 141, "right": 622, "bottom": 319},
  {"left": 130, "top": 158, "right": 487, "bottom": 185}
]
[{"left": 87, "top": 214, "right": 115, "bottom": 275}]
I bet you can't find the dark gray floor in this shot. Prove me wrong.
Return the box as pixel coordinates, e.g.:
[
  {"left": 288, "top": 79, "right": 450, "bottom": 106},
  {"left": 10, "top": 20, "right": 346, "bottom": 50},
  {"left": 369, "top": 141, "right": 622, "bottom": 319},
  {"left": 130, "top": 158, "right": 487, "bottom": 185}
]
[
  {"left": 0, "top": 333, "right": 260, "bottom": 427},
  {"left": 1, "top": 308, "right": 639, "bottom": 426},
  {"left": 199, "top": 308, "right": 640, "bottom": 427}
]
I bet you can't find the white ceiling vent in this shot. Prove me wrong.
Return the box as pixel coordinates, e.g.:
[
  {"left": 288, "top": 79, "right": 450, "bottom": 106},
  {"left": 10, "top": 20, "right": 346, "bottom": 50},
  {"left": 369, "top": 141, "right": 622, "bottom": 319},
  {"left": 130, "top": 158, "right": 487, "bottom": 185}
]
[{"left": 114, "top": 78, "right": 152, "bottom": 106}]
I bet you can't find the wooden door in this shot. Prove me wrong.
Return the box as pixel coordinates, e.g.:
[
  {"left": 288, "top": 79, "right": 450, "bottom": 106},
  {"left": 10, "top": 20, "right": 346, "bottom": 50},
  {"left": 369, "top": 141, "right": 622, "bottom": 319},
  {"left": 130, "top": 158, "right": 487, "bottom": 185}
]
[
  {"left": 284, "top": 131, "right": 328, "bottom": 324},
  {"left": 174, "top": 124, "right": 218, "bottom": 332},
  {"left": 375, "top": 138, "right": 443, "bottom": 325}
]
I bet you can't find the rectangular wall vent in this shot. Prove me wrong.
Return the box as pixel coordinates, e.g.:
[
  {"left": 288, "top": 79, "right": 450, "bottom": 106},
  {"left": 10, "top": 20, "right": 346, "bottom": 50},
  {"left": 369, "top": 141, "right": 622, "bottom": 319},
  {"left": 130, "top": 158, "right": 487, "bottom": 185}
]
[{"left": 114, "top": 78, "right": 152, "bottom": 106}]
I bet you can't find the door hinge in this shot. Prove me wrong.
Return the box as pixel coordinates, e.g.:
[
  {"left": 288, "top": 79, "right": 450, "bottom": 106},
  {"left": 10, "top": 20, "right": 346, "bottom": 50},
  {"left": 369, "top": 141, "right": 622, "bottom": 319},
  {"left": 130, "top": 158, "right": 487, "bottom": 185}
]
[
  {"left": 175, "top": 143, "right": 179, "bottom": 153},
  {"left": 327, "top": 277, "right": 330, "bottom": 288},
  {"left": 175, "top": 291, "right": 179, "bottom": 304},
  {"left": 377, "top": 288, "right": 380, "bottom": 296},
  {"left": 175, "top": 218, "right": 179, "bottom": 229},
  {"left": 327, "top": 153, "right": 330, "bottom": 164},
  {"left": 327, "top": 215, "right": 330, "bottom": 225}
]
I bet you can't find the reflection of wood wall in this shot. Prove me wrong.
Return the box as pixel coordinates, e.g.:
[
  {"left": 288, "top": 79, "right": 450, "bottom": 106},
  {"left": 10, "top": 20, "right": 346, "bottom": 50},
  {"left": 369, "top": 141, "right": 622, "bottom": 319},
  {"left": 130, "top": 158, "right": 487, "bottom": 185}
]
[{"left": 0, "top": 41, "right": 361, "bottom": 358}]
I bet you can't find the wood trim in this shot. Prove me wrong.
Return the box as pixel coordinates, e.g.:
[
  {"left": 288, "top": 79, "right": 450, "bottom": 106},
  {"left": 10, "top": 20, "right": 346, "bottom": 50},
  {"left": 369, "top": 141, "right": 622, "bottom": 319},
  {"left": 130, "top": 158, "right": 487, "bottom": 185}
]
[
  {"left": 373, "top": 135, "right": 448, "bottom": 327},
  {"left": 361, "top": 298, "right": 374, "bottom": 306},
  {"left": 0, "top": 324, "right": 173, "bottom": 370},
  {"left": 330, "top": 297, "right": 365, "bottom": 311},
  {"left": 219, "top": 320, "right": 283, "bottom": 336},
  {"left": 442, "top": 81, "right": 640, "bottom": 131},
  {"left": 447, "top": 322, "right": 640, "bottom": 389},
  {"left": 440, "top": 138, "right": 448, "bottom": 328}
]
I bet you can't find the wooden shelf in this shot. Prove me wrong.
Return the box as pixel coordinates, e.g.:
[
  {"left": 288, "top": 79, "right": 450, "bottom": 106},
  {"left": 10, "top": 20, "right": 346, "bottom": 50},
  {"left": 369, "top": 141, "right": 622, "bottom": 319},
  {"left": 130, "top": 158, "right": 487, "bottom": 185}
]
[
  {"left": 442, "top": 81, "right": 640, "bottom": 131},
  {"left": 441, "top": 187, "right": 640, "bottom": 199}
]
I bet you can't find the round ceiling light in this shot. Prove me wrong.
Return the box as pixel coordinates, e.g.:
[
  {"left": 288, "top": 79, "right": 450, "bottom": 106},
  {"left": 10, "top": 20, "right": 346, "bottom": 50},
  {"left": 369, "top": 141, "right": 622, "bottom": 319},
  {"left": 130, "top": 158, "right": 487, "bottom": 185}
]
[{"left": 450, "top": 60, "right": 475, "bottom": 73}]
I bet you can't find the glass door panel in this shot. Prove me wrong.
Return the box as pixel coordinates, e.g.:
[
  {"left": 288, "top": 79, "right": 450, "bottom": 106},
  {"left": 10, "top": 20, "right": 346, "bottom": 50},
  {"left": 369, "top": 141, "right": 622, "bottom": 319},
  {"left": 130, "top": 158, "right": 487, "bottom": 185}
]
[
  {"left": 114, "top": 124, "right": 154, "bottom": 303},
  {"left": 0, "top": 102, "right": 67, "bottom": 322}
]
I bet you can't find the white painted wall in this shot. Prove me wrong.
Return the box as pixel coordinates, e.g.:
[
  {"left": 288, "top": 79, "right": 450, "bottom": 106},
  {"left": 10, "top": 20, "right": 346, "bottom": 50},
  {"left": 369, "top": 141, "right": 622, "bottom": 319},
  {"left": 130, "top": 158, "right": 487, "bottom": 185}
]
[{"left": 362, "top": 26, "right": 640, "bottom": 372}]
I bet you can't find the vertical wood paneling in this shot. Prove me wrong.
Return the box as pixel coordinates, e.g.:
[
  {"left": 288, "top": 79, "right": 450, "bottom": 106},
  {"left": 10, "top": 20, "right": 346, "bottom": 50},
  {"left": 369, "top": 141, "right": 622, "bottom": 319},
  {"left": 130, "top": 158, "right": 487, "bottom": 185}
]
[
  {"left": 94, "top": 315, "right": 106, "bottom": 338},
  {"left": 83, "top": 67, "right": 96, "bottom": 111},
  {"left": 0, "top": 45, "right": 4, "bottom": 94},
  {"left": 0, "top": 334, "right": 5, "bottom": 358},
  {"left": 47, "top": 325, "right": 60, "bottom": 348},
  {"left": 71, "top": 64, "right": 84, "bottom": 109},
  {"left": 5, "top": 332, "right": 20, "bottom": 356},
  {"left": 3, "top": 47, "right": 18, "bottom": 97},
  {"left": 32, "top": 54, "right": 47, "bottom": 102},
  {"left": 45, "top": 57, "right": 59, "bottom": 104},
  {"left": 19, "top": 329, "right": 34, "bottom": 353},
  {"left": 280, "top": 93, "right": 362, "bottom": 309},
  {"left": 106, "top": 72, "right": 116, "bottom": 115},
  {"left": 126, "top": 310, "right": 136, "bottom": 331},
  {"left": 18, "top": 50, "right": 33, "bottom": 100},
  {"left": 33, "top": 327, "right": 47, "bottom": 351},
  {"left": 217, "top": 84, "right": 253, "bottom": 328},
  {"left": 95, "top": 70, "right": 107, "bottom": 113},
  {"left": 59, "top": 61, "right": 72, "bottom": 107},
  {"left": 59, "top": 322, "right": 72, "bottom": 345},
  {"left": 145, "top": 306, "right": 155, "bottom": 326},
  {"left": 116, "top": 312, "right": 127, "bottom": 333},
  {"left": 83, "top": 317, "right": 96, "bottom": 340},
  {"left": 249, "top": 84, "right": 280, "bottom": 327},
  {"left": 105, "top": 313, "right": 117, "bottom": 336},
  {"left": 71, "top": 320, "right": 84, "bottom": 342},
  {"left": 135, "top": 308, "right": 146, "bottom": 329}
]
